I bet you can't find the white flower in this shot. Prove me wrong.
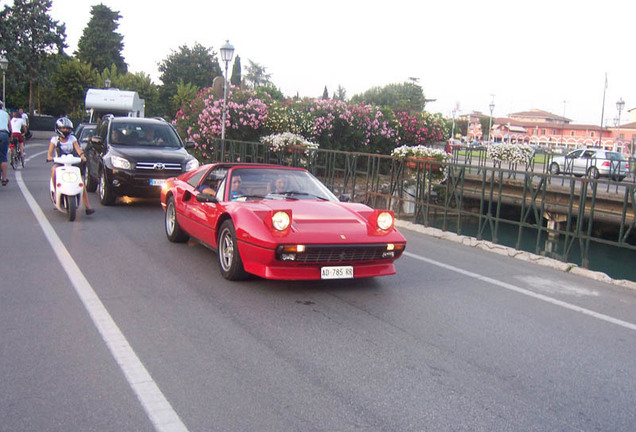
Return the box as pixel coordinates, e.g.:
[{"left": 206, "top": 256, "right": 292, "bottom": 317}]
[
  {"left": 487, "top": 143, "right": 534, "bottom": 164},
  {"left": 260, "top": 132, "right": 319, "bottom": 152}
]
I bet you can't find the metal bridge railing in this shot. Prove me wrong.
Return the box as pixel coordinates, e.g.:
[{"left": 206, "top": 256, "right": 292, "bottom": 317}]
[{"left": 207, "top": 139, "right": 636, "bottom": 271}]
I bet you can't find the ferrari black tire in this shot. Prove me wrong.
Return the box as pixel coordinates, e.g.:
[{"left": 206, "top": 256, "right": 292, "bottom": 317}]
[
  {"left": 165, "top": 195, "right": 189, "bottom": 243},
  {"left": 98, "top": 168, "right": 116, "bottom": 205},
  {"left": 217, "top": 220, "right": 248, "bottom": 281}
]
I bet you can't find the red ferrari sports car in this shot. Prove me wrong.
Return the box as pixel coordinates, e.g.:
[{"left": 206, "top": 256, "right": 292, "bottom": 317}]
[{"left": 160, "top": 163, "right": 407, "bottom": 281}]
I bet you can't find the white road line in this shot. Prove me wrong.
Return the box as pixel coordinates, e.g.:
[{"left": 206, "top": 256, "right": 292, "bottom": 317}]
[
  {"left": 16, "top": 161, "right": 190, "bottom": 432},
  {"left": 404, "top": 251, "right": 636, "bottom": 332}
]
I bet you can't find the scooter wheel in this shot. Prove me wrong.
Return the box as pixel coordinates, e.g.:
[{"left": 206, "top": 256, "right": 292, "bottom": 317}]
[{"left": 64, "top": 195, "right": 77, "bottom": 221}]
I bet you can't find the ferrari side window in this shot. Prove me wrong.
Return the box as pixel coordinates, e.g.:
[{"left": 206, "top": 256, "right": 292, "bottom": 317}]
[{"left": 187, "top": 170, "right": 205, "bottom": 188}]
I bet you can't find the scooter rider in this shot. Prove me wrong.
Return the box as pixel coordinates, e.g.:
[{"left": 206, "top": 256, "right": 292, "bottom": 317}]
[{"left": 46, "top": 117, "right": 95, "bottom": 215}]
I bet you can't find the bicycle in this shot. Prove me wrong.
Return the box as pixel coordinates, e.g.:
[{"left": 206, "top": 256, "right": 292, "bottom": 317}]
[{"left": 9, "top": 137, "right": 24, "bottom": 169}]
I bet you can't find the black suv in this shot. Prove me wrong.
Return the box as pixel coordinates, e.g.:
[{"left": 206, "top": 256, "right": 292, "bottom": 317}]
[{"left": 86, "top": 116, "right": 199, "bottom": 205}]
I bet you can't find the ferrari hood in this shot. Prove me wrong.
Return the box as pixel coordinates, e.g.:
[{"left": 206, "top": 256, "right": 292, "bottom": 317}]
[{"left": 258, "top": 200, "right": 391, "bottom": 241}]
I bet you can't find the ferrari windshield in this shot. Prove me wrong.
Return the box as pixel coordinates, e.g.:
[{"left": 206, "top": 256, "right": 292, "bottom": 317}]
[{"left": 226, "top": 168, "right": 339, "bottom": 202}]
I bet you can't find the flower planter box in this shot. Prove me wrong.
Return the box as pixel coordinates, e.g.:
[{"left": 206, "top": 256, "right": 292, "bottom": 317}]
[{"left": 406, "top": 157, "right": 442, "bottom": 173}]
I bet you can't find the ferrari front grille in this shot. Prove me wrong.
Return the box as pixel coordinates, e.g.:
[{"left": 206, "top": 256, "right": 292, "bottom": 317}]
[{"left": 292, "top": 244, "right": 398, "bottom": 263}]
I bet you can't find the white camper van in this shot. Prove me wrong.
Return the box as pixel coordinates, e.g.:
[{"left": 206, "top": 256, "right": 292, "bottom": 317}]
[{"left": 84, "top": 88, "right": 145, "bottom": 123}]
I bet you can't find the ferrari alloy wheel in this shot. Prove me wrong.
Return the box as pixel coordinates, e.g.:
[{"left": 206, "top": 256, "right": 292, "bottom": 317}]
[
  {"left": 165, "top": 196, "right": 189, "bottom": 243},
  {"left": 217, "top": 220, "right": 248, "bottom": 281}
]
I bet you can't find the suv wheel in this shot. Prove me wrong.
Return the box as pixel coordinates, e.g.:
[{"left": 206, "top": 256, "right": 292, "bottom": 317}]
[
  {"left": 85, "top": 168, "right": 98, "bottom": 192},
  {"left": 98, "top": 168, "right": 116, "bottom": 205}
]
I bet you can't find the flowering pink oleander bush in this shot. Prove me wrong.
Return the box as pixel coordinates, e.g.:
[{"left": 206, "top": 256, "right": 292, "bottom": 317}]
[{"left": 174, "top": 87, "right": 447, "bottom": 161}]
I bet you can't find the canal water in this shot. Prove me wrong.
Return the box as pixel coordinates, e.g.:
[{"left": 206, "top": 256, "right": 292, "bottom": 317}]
[{"left": 425, "top": 214, "right": 636, "bottom": 282}]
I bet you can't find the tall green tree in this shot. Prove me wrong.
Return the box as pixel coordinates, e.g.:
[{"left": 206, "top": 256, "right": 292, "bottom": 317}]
[
  {"left": 334, "top": 85, "right": 347, "bottom": 101},
  {"left": 157, "top": 42, "right": 221, "bottom": 117},
  {"left": 0, "top": 0, "right": 66, "bottom": 113},
  {"left": 351, "top": 79, "right": 427, "bottom": 113},
  {"left": 230, "top": 55, "right": 242, "bottom": 86},
  {"left": 76, "top": 4, "right": 127, "bottom": 73},
  {"left": 52, "top": 57, "right": 97, "bottom": 116},
  {"left": 244, "top": 60, "right": 272, "bottom": 89}
]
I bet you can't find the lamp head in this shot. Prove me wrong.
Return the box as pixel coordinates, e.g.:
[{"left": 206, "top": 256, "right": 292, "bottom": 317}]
[
  {"left": 220, "top": 40, "right": 235, "bottom": 63},
  {"left": 616, "top": 98, "right": 625, "bottom": 112}
]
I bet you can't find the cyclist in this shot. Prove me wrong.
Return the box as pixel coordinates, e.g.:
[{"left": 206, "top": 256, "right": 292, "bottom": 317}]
[
  {"left": 9, "top": 111, "right": 26, "bottom": 160},
  {"left": 46, "top": 117, "right": 95, "bottom": 215},
  {"left": 0, "top": 101, "right": 9, "bottom": 185}
]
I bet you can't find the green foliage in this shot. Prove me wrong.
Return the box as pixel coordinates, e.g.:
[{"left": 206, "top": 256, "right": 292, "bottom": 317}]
[
  {"left": 351, "top": 79, "right": 427, "bottom": 112},
  {"left": 0, "top": 0, "right": 66, "bottom": 112},
  {"left": 480, "top": 117, "right": 492, "bottom": 141},
  {"left": 76, "top": 4, "right": 127, "bottom": 73},
  {"left": 230, "top": 55, "right": 242, "bottom": 86},
  {"left": 172, "top": 79, "right": 199, "bottom": 116},
  {"left": 157, "top": 42, "right": 222, "bottom": 117},
  {"left": 52, "top": 58, "right": 98, "bottom": 116},
  {"left": 333, "top": 85, "right": 347, "bottom": 101},
  {"left": 253, "top": 84, "right": 285, "bottom": 102},
  {"left": 244, "top": 60, "right": 272, "bottom": 89}
]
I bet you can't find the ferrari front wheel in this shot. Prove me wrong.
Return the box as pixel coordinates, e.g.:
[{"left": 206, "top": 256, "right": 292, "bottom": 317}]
[
  {"left": 165, "top": 196, "right": 189, "bottom": 243},
  {"left": 217, "top": 220, "right": 248, "bottom": 281}
]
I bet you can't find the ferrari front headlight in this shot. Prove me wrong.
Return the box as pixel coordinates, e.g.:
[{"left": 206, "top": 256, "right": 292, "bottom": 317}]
[
  {"left": 376, "top": 211, "right": 394, "bottom": 231},
  {"left": 272, "top": 211, "right": 291, "bottom": 231}
]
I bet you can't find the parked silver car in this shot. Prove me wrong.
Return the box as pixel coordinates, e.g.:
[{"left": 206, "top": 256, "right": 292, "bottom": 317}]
[{"left": 549, "top": 149, "right": 630, "bottom": 181}]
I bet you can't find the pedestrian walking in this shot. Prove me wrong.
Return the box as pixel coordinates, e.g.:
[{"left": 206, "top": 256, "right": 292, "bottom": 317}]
[{"left": 0, "top": 101, "right": 10, "bottom": 185}]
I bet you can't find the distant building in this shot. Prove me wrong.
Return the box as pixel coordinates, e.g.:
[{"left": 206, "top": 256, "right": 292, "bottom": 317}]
[{"left": 461, "top": 108, "right": 635, "bottom": 154}]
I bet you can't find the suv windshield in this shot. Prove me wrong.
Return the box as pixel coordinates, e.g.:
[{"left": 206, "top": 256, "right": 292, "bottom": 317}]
[{"left": 110, "top": 122, "right": 181, "bottom": 148}]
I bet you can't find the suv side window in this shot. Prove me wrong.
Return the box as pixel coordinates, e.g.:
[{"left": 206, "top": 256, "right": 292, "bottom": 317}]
[{"left": 95, "top": 118, "right": 108, "bottom": 140}]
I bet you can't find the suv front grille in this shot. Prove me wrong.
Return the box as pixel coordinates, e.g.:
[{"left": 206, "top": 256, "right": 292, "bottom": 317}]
[{"left": 136, "top": 162, "right": 182, "bottom": 172}]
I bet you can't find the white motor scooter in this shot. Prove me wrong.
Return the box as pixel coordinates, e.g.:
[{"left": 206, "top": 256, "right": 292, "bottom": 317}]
[{"left": 49, "top": 154, "right": 84, "bottom": 221}]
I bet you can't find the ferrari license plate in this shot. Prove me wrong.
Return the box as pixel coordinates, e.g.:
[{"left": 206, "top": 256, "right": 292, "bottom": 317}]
[
  {"left": 321, "top": 266, "right": 354, "bottom": 279},
  {"left": 149, "top": 179, "right": 166, "bottom": 186}
]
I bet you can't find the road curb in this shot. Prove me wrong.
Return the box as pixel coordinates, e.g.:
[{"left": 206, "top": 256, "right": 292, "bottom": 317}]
[{"left": 395, "top": 219, "right": 636, "bottom": 291}]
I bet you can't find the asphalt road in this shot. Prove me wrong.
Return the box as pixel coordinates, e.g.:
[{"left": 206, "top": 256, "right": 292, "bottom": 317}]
[{"left": 1, "top": 140, "right": 635, "bottom": 432}]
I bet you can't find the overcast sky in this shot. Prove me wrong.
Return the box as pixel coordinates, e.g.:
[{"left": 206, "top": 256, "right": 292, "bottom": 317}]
[{"left": 43, "top": 0, "right": 636, "bottom": 125}]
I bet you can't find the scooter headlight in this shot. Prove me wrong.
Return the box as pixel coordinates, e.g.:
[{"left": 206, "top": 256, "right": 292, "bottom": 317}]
[{"left": 61, "top": 171, "right": 79, "bottom": 183}]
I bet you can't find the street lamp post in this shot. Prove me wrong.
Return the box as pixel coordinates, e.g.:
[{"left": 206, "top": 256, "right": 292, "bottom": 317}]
[
  {"left": 104, "top": 77, "right": 111, "bottom": 89},
  {"left": 616, "top": 97, "right": 625, "bottom": 152},
  {"left": 0, "top": 54, "right": 8, "bottom": 108},
  {"left": 488, "top": 99, "right": 495, "bottom": 143},
  {"left": 219, "top": 40, "right": 235, "bottom": 149},
  {"left": 450, "top": 107, "right": 457, "bottom": 143}
]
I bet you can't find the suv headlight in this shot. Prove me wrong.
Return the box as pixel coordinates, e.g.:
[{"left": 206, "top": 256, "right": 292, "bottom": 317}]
[
  {"left": 185, "top": 158, "right": 200, "bottom": 172},
  {"left": 111, "top": 155, "right": 132, "bottom": 170}
]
